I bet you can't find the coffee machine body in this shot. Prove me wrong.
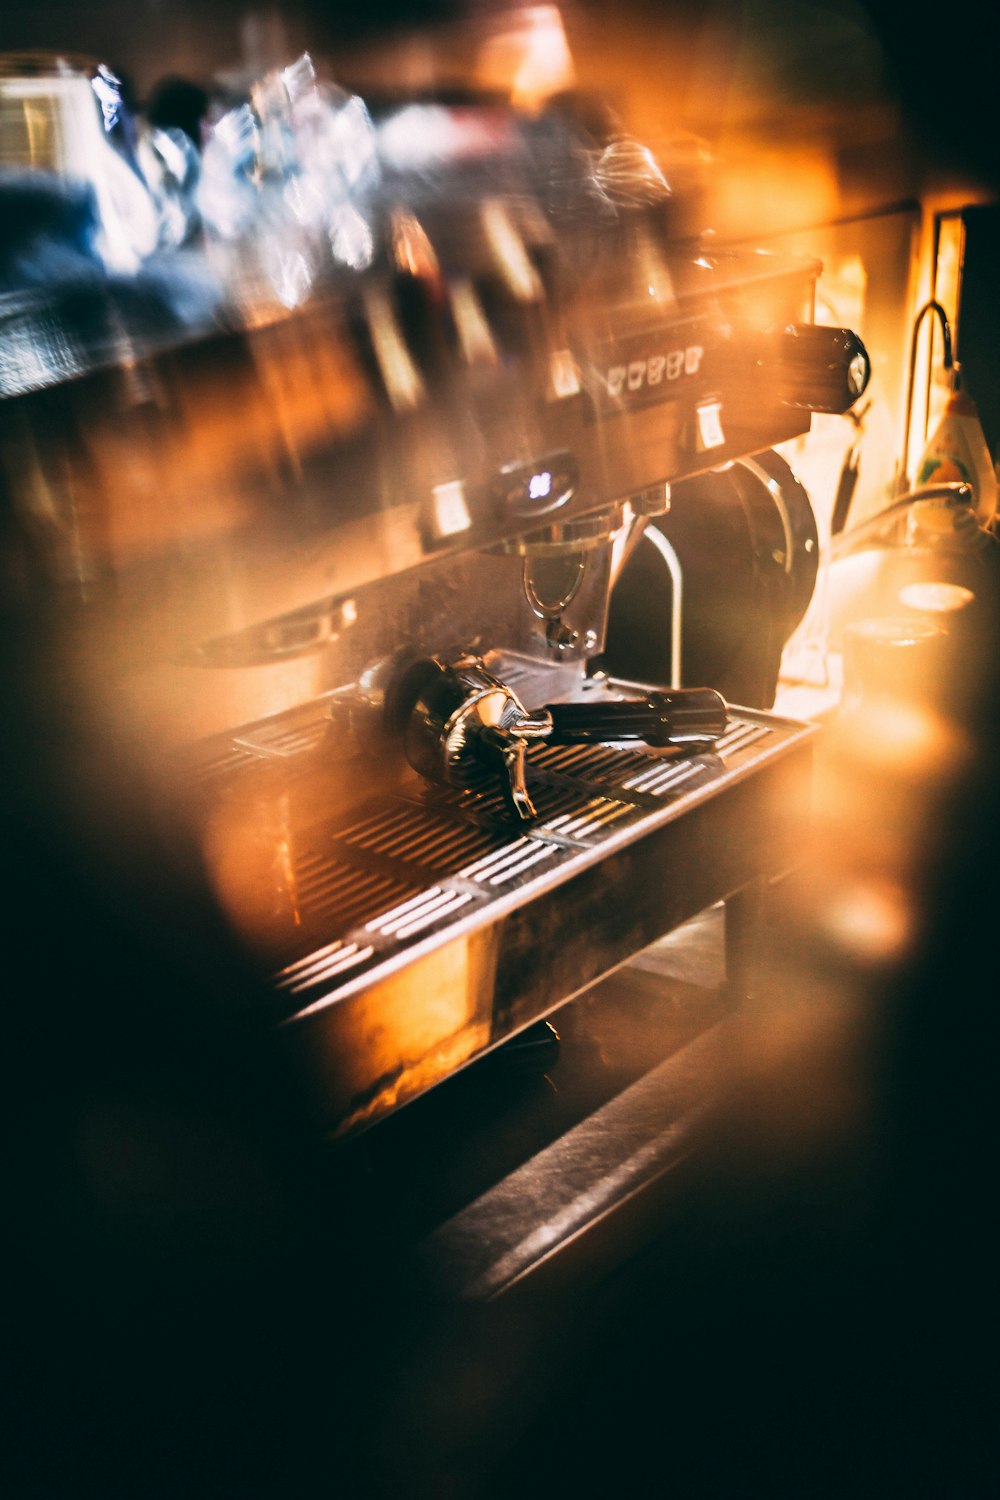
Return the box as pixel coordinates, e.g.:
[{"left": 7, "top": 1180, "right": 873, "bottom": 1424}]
[{"left": 0, "top": 65, "right": 868, "bottom": 1134}]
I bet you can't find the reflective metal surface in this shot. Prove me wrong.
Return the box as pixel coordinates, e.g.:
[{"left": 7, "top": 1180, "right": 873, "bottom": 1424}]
[
  {"left": 420, "top": 1018, "right": 726, "bottom": 1300},
  {"left": 182, "top": 667, "right": 814, "bottom": 1135},
  {"left": 396, "top": 652, "right": 726, "bottom": 818}
]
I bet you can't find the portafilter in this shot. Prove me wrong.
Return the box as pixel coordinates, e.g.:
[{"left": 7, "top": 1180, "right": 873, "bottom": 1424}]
[{"left": 393, "top": 654, "right": 727, "bottom": 820}]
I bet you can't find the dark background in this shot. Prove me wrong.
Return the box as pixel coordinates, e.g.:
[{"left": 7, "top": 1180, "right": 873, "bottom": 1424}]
[{"left": 1, "top": 0, "right": 997, "bottom": 178}]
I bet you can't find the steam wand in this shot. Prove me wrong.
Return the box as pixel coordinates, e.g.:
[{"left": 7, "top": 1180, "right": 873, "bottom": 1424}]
[{"left": 899, "top": 299, "right": 954, "bottom": 494}]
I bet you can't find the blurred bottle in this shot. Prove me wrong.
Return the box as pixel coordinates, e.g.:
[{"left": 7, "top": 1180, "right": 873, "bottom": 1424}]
[
  {"left": 198, "top": 54, "right": 379, "bottom": 316},
  {"left": 872, "top": 482, "right": 1000, "bottom": 722},
  {"left": 916, "top": 364, "right": 997, "bottom": 529}
]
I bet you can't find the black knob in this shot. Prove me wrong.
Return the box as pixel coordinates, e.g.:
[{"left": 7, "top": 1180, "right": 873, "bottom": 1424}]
[{"left": 774, "top": 324, "right": 871, "bottom": 414}]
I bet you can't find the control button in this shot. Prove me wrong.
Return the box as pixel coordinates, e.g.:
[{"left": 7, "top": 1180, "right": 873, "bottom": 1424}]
[
  {"left": 426, "top": 480, "right": 472, "bottom": 541},
  {"left": 449, "top": 279, "right": 498, "bottom": 367},
  {"left": 362, "top": 285, "right": 424, "bottom": 411},
  {"left": 549, "top": 348, "right": 580, "bottom": 399},
  {"left": 695, "top": 400, "right": 725, "bottom": 451},
  {"left": 491, "top": 452, "right": 578, "bottom": 518}
]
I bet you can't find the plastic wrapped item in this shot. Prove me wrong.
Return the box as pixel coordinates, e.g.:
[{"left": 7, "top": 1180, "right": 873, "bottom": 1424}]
[
  {"left": 0, "top": 57, "right": 159, "bottom": 272},
  {"left": 916, "top": 365, "right": 997, "bottom": 528},
  {"left": 198, "top": 53, "right": 380, "bottom": 313},
  {"left": 135, "top": 122, "right": 201, "bottom": 250},
  {"left": 0, "top": 53, "right": 224, "bottom": 398}
]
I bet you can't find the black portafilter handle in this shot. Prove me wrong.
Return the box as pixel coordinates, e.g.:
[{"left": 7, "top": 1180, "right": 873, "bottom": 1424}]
[{"left": 539, "top": 688, "right": 728, "bottom": 747}]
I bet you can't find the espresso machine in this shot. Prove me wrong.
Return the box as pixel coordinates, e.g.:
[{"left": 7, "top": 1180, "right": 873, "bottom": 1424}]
[{"left": 0, "top": 53, "right": 870, "bottom": 1142}]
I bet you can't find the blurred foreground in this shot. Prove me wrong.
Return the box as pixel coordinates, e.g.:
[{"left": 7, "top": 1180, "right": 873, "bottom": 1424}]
[{"left": 2, "top": 4, "right": 1000, "bottom": 1497}]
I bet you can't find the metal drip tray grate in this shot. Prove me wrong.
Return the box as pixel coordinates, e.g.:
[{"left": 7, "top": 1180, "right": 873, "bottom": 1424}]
[
  {"left": 292, "top": 851, "right": 420, "bottom": 929},
  {"left": 188, "top": 698, "right": 815, "bottom": 1135},
  {"left": 338, "top": 802, "right": 515, "bottom": 872},
  {"left": 195, "top": 708, "right": 796, "bottom": 1007}
]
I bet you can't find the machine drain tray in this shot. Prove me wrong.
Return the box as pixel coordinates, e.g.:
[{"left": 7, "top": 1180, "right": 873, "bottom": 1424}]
[{"left": 191, "top": 703, "right": 815, "bottom": 1135}]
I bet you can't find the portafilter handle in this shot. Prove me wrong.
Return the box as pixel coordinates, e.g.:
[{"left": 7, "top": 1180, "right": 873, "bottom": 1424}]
[{"left": 537, "top": 689, "right": 728, "bottom": 747}]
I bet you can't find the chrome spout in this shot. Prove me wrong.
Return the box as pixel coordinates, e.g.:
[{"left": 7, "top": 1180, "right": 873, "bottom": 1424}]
[
  {"left": 900, "top": 299, "right": 954, "bottom": 494},
  {"left": 829, "top": 482, "right": 974, "bottom": 560}
]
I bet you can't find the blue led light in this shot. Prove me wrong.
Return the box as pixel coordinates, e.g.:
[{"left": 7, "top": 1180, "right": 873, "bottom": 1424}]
[{"left": 528, "top": 471, "right": 553, "bottom": 501}]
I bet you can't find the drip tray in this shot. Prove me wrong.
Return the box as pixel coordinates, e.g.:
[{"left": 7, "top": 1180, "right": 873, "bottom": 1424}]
[{"left": 193, "top": 705, "right": 816, "bottom": 1136}]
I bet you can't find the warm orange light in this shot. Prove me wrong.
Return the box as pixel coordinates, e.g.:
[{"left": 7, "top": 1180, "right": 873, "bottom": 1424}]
[
  {"left": 476, "top": 5, "right": 575, "bottom": 112},
  {"left": 897, "top": 581, "right": 974, "bottom": 614},
  {"left": 821, "top": 878, "right": 913, "bottom": 964},
  {"left": 707, "top": 146, "right": 839, "bottom": 243},
  {"left": 839, "top": 696, "right": 953, "bottom": 776}
]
